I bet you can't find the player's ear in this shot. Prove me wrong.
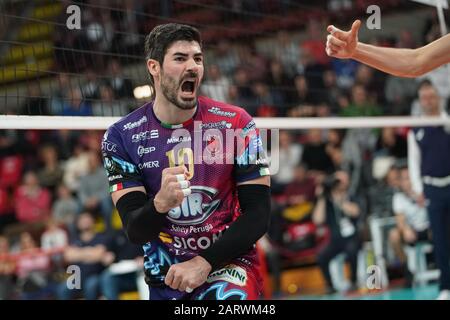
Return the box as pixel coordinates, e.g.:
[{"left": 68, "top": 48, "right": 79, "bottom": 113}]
[{"left": 147, "top": 59, "right": 160, "bottom": 78}]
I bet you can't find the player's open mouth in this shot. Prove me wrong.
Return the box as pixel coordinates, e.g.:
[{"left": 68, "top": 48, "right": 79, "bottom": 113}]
[{"left": 180, "top": 79, "right": 196, "bottom": 98}]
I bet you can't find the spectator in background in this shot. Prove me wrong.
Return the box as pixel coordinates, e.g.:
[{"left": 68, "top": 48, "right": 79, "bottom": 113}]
[
  {"left": 301, "top": 19, "right": 329, "bottom": 66},
  {"left": 273, "top": 30, "right": 300, "bottom": 77},
  {"left": 374, "top": 127, "right": 407, "bottom": 159},
  {"left": 301, "top": 129, "right": 334, "bottom": 174},
  {"left": 326, "top": 129, "right": 362, "bottom": 198},
  {"left": 321, "top": 68, "right": 342, "bottom": 115},
  {"left": 271, "top": 131, "right": 303, "bottom": 194},
  {"left": 389, "top": 167, "right": 430, "bottom": 287},
  {"left": 369, "top": 165, "right": 400, "bottom": 218},
  {"left": 354, "top": 65, "right": 386, "bottom": 107},
  {"left": 287, "top": 75, "right": 318, "bottom": 117},
  {"left": 252, "top": 81, "right": 277, "bottom": 117},
  {"left": 63, "top": 144, "right": 90, "bottom": 193},
  {"left": 78, "top": 152, "right": 113, "bottom": 231},
  {"left": 340, "top": 84, "right": 382, "bottom": 117},
  {"left": 330, "top": 57, "right": 359, "bottom": 89},
  {"left": 57, "top": 212, "right": 113, "bottom": 300},
  {"left": 384, "top": 74, "right": 417, "bottom": 116},
  {"left": 61, "top": 87, "right": 92, "bottom": 116},
  {"left": 20, "top": 82, "right": 49, "bottom": 116},
  {"left": 236, "top": 44, "right": 267, "bottom": 82},
  {"left": 0, "top": 235, "right": 15, "bottom": 299},
  {"left": 14, "top": 171, "right": 51, "bottom": 224},
  {"left": 100, "top": 229, "right": 143, "bottom": 300},
  {"left": 266, "top": 60, "right": 293, "bottom": 115},
  {"left": 410, "top": 77, "right": 447, "bottom": 117},
  {"left": 408, "top": 80, "right": 450, "bottom": 300},
  {"left": 41, "top": 219, "right": 69, "bottom": 273},
  {"left": 52, "top": 184, "right": 80, "bottom": 239},
  {"left": 47, "top": 129, "right": 80, "bottom": 161},
  {"left": 15, "top": 232, "right": 55, "bottom": 299},
  {"left": 92, "top": 85, "right": 129, "bottom": 117},
  {"left": 41, "top": 219, "right": 68, "bottom": 252},
  {"left": 81, "top": 69, "right": 100, "bottom": 101},
  {"left": 106, "top": 60, "right": 134, "bottom": 99},
  {"left": 295, "top": 48, "right": 326, "bottom": 96},
  {"left": 50, "top": 72, "right": 71, "bottom": 115},
  {"left": 232, "top": 68, "right": 257, "bottom": 116},
  {"left": 37, "top": 144, "right": 64, "bottom": 195},
  {"left": 213, "top": 40, "right": 239, "bottom": 77},
  {"left": 313, "top": 171, "right": 361, "bottom": 294},
  {"left": 201, "top": 64, "right": 230, "bottom": 103},
  {"left": 282, "top": 164, "right": 317, "bottom": 221}
]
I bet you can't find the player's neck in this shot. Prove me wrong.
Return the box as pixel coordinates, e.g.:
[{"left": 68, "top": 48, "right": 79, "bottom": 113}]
[{"left": 153, "top": 94, "right": 197, "bottom": 125}]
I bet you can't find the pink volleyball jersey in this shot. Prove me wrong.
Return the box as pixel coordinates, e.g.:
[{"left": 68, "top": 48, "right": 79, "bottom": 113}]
[{"left": 101, "top": 96, "right": 270, "bottom": 279}]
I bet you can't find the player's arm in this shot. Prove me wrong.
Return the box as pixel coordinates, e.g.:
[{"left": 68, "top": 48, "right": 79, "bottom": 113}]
[
  {"left": 198, "top": 175, "right": 271, "bottom": 270},
  {"left": 164, "top": 176, "right": 271, "bottom": 292},
  {"left": 101, "top": 126, "right": 190, "bottom": 245},
  {"left": 326, "top": 20, "right": 450, "bottom": 78},
  {"left": 113, "top": 167, "right": 190, "bottom": 245}
]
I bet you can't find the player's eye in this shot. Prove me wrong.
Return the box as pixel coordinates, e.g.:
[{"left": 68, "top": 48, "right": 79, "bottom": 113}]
[
  {"left": 195, "top": 57, "right": 203, "bottom": 64},
  {"left": 175, "top": 57, "right": 185, "bottom": 62}
]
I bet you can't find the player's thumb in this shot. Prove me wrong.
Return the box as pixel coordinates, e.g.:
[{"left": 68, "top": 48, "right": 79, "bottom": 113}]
[{"left": 350, "top": 20, "right": 361, "bottom": 38}]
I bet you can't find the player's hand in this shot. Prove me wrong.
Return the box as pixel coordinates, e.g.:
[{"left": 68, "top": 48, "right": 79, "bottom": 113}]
[
  {"left": 164, "top": 256, "right": 212, "bottom": 292},
  {"left": 326, "top": 20, "right": 361, "bottom": 59},
  {"left": 154, "top": 165, "right": 191, "bottom": 213}
]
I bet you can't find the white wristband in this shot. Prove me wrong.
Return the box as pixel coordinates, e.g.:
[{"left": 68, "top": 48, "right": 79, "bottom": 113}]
[
  {"left": 175, "top": 174, "right": 186, "bottom": 182},
  {"left": 179, "top": 180, "right": 189, "bottom": 189},
  {"left": 182, "top": 188, "right": 192, "bottom": 197}
]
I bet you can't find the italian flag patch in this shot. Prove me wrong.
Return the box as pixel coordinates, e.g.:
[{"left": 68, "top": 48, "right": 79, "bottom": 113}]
[{"left": 110, "top": 183, "right": 123, "bottom": 192}]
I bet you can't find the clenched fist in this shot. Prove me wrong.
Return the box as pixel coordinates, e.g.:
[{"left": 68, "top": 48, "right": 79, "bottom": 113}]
[
  {"left": 154, "top": 165, "right": 191, "bottom": 213},
  {"left": 164, "top": 256, "right": 212, "bottom": 293}
]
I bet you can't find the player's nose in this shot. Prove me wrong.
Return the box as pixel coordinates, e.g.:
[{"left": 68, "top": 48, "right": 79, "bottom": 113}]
[{"left": 186, "top": 57, "right": 199, "bottom": 72}]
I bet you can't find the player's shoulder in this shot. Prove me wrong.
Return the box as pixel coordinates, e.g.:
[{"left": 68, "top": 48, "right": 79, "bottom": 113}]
[
  {"left": 199, "top": 96, "right": 249, "bottom": 117},
  {"left": 198, "top": 96, "right": 251, "bottom": 124},
  {"left": 107, "top": 102, "right": 152, "bottom": 136}
]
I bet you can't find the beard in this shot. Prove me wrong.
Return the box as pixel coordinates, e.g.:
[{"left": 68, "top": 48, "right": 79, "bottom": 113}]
[{"left": 160, "top": 70, "right": 198, "bottom": 110}]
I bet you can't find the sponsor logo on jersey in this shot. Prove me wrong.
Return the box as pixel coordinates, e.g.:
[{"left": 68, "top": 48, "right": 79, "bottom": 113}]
[
  {"left": 138, "top": 161, "right": 160, "bottom": 169},
  {"left": 207, "top": 106, "right": 237, "bottom": 118},
  {"left": 108, "top": 174, "right": 123, "bottom": 182},
  {"left": 132, "top": 130, "right": 159, "bottom": 143},
  {"left": 173, "top": 230, "right": 224, "bottom": 251},
  {"left": 168, "top": 186, "right": 221, "bottom": 225},
  {"left": 207, "top": 264, "right": 248, "bottom": 287},
  {"left": 137, "top": 145, "right": 156, "bottom": 157},
  {"left": 102, "top": 141, "right": 117, "bottom": 153},
  {"left": 123, "top": 116, "right": 147, "bottom": 131},
  {"left": 170, "top": 223, "right": 213, "bottom": 235},
  {"left": 200, "top": 121, "right": 232, "bottom": 130},
  {"left": 167, "top": 136, "right": 192, "bottom": 144}
]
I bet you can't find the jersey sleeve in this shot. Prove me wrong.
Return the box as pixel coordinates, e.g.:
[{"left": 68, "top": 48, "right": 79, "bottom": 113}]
[
  {"left": 101, "top": 125, "right": 144, "bottom": 193},
  {"left": 234, "top": 109, "right": 270, "bottom": 183}
]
